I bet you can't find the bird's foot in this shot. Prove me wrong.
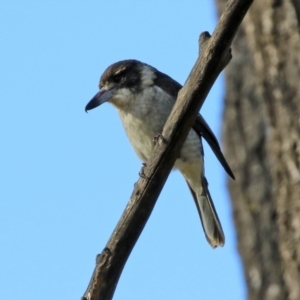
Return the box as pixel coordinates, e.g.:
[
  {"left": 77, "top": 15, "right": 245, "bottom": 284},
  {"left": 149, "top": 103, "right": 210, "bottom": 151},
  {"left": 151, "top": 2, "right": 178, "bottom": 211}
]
[
  {"left": 139, "top": 162, "right": 149, "bottom": 179},
  {"left": 153, "top": 133, "right": 161, "bottom": 144}
]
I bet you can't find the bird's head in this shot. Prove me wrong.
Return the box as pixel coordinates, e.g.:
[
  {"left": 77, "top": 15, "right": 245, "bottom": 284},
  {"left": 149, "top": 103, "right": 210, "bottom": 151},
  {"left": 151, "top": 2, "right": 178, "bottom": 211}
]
[{"left": 85, "top": 59, "right": 156, "bottom": 112}]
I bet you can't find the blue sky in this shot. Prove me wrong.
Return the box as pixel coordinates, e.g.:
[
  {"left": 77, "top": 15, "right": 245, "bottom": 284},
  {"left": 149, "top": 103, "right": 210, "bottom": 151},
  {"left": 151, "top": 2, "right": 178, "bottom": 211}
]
[{"left": 0, "top": 2, "right": 245, "bottom": 299}]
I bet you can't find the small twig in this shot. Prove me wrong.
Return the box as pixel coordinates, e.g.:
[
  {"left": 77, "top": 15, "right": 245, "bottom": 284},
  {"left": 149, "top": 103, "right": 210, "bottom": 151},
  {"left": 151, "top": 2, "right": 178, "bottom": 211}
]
[{"left": 82, "top": 1, "right": 253, "bottom": 299}]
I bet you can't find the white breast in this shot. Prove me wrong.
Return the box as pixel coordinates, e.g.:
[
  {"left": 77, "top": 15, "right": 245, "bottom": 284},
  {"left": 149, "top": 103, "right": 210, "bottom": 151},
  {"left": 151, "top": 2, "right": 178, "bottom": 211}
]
[
  {"left": 116, "top": 85, "right": 202, "bottom": 167},
  {"left": 116, "top": 86, "right": 172, "bottom": 162}
]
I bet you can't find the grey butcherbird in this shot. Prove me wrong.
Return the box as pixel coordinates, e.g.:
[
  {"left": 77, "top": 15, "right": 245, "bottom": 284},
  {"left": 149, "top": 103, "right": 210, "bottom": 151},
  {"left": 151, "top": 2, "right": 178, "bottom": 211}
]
[{"left": 85, "top": 59, "right": 234, "bottom": 248}]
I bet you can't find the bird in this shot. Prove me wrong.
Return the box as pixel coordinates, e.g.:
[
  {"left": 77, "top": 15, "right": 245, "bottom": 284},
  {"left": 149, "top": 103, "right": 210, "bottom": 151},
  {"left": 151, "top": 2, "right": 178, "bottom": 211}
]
[{"left": 85, "top": 59, "right": 234, "bottom": 248}]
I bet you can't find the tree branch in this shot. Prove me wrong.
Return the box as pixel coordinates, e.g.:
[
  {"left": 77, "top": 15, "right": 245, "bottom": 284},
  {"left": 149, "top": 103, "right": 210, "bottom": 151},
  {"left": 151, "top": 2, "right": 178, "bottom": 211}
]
[{"left": 82, "top": 0, "right": 253, "bottom": 299}]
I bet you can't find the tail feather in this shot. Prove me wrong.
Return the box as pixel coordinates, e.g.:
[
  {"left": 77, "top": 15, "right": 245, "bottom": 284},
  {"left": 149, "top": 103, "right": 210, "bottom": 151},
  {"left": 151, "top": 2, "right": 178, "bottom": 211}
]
[{"left": 186, "top": 178, "right": 225, "bottom": 248}]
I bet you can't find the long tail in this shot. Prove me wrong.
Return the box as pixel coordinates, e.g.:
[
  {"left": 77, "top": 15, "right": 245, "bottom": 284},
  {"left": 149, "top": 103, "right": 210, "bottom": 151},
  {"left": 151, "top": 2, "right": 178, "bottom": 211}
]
[{"left": 186, "top": 177, "right": 225, "bottom": 248}]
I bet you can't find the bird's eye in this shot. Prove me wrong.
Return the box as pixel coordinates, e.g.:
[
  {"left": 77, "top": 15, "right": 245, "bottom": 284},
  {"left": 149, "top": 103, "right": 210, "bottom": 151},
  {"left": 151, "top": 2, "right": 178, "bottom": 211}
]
[{"left": 113, "top": 74, "right": 122, "bottom": 83}]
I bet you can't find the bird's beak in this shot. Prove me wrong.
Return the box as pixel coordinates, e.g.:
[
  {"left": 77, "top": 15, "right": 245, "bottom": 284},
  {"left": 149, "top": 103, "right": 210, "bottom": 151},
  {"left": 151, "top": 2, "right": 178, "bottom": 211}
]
[{"left": 85, "top": 89, "right": 114, "bottom": 112}]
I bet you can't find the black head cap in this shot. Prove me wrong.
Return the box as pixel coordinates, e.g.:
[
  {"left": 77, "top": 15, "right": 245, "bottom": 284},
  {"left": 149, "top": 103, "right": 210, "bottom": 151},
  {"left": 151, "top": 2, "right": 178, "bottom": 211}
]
[{"left": 99, "top": 59, "right": 145, "bottom": 91}]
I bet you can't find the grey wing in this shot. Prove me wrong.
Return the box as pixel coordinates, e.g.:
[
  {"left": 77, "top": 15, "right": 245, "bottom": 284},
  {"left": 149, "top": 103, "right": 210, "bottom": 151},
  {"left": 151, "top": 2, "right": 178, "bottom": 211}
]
[
  {"left": 153, "top": 69, "right": 234, "bottom": 179},
  {"left": 193, "top": 115, "right": 235, "bottom": 179}
]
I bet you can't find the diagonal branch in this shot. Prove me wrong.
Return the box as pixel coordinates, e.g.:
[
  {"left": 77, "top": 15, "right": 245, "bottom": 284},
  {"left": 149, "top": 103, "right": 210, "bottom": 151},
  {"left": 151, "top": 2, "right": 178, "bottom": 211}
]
[{"left": 82, "top": 0, "right": 253, "bottom": 299}]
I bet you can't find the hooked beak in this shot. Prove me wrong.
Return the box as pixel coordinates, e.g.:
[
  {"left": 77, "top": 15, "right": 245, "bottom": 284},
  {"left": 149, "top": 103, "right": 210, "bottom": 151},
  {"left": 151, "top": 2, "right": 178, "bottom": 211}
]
[{"left": 85, "top": 89, "right": 114, "bottom": 112}]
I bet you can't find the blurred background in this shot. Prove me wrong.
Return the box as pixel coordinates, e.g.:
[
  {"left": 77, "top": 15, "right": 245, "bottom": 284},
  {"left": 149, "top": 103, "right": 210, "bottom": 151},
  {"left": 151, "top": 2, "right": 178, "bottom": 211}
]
[{"left": 0, "top": 2, "right": 245, "bottom": 299}]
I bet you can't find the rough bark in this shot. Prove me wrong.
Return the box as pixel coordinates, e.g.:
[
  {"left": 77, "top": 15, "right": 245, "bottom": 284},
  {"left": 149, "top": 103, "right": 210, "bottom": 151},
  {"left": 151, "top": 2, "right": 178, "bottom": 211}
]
[{"left": 215, "top": 1, "right": 300, "bottom": 299}]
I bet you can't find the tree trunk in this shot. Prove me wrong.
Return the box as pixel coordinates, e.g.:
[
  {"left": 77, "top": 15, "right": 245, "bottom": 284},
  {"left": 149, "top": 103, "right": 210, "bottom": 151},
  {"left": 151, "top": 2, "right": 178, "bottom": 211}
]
[{"left": 215, "top": 1, "right": 300, "bottom": 299}]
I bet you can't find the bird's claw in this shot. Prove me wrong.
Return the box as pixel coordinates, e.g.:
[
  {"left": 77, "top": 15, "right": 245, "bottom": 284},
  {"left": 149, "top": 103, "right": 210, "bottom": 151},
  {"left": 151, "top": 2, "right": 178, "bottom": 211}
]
[
  {"left": 153, "top": 133, "right": 161, "bottom": 144},
  {"left": 139, "top": 163, "right": 149, "bottom": 179}
]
